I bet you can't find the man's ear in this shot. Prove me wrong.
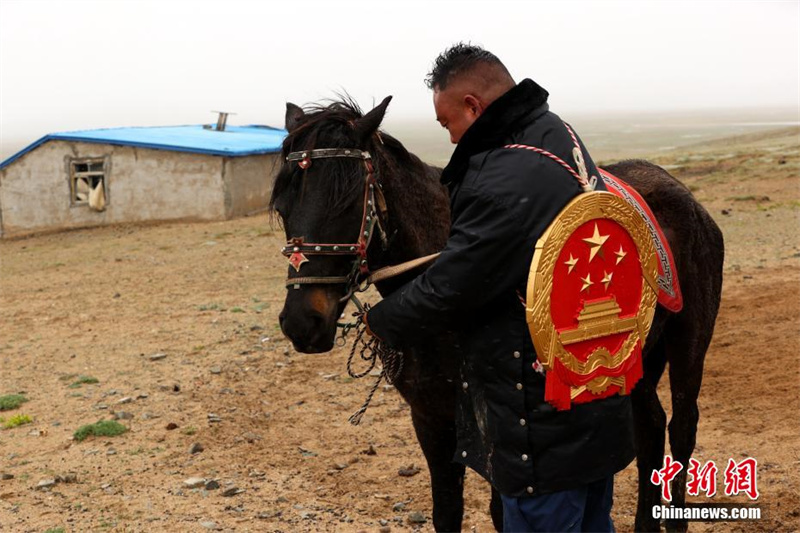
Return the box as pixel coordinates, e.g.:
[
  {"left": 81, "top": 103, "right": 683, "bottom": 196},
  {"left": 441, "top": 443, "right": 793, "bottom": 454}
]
[
  {"left": 354, "top": 96, "right": 392, "bottom": 142},
  {"left": 464, "top": 94, "right": 483, "bottom": 117},
  {"left": 285, "top": 103, "right": 305, "bottom": 132}
]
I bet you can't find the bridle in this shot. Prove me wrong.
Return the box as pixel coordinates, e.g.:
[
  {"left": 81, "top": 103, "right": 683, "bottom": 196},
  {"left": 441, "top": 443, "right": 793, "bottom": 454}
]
[{"left": 280, "top": 147, "right": 390, "bottom": 310}]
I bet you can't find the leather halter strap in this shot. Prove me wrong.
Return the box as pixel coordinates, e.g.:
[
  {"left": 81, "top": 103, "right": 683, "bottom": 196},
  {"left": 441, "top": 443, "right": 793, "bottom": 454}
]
[{"left": 286, "top": 148, "right": 371, "bottom": 162}]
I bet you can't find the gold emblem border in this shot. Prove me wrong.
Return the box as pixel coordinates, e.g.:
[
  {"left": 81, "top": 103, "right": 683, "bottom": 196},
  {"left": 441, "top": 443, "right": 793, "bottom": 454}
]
[{"left": 526, "top": 192, "right": 659, "bottom": 378}]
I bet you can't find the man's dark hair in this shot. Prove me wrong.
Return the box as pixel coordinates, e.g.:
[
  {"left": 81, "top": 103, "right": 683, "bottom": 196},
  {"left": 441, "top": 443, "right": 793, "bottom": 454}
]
[{"left": 425, "top": 43, "right": 511, "bottom": 90}]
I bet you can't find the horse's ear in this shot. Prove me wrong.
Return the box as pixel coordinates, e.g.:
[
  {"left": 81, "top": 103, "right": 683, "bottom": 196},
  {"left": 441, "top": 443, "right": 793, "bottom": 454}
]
[
  {"left": 354, "top": 96, "right": 392, "bottom": 141},
  {"left": 285, "top": 103, "right": 305, "bottom": 132}
]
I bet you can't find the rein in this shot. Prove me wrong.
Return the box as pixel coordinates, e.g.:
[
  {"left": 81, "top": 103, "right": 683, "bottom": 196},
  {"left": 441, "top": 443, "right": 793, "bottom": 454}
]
[{"left": 343, "top": 303, "right": 405, "bottom": 425}]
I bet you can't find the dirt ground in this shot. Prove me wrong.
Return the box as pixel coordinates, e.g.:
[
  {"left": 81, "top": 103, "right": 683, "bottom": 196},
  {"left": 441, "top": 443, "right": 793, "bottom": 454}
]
[{"left": 0, "top": 127, "right": 798, "bottom": 533}]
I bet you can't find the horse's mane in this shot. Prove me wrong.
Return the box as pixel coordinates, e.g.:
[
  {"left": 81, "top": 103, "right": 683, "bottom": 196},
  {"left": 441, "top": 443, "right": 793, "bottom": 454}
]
[{"left": 269, "top": 97, "right": 430, "bottom": 218}]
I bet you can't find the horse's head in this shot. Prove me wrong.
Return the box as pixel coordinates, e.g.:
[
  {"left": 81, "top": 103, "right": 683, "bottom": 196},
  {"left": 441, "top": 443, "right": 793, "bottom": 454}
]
[{"left": 271, "top": 96, "right": 392, "bottom": 353}]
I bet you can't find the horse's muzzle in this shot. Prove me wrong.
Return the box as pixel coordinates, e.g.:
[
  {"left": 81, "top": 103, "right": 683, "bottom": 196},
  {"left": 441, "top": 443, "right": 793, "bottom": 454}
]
[
  {"left": 278, "top": 288, "right": 341, "bottom": 353},
  {"left": 279, "top": 310, "right": 336, "bottom": 353}
]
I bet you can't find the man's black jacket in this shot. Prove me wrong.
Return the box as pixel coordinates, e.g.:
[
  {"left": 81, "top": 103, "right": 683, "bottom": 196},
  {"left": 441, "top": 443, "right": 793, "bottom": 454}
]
[{"left": 367, "top": 79, "right": 636, "bottom": 497}]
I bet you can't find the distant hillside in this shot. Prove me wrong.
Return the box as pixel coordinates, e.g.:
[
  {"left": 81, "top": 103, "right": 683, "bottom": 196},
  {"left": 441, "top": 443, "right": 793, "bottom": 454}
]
[
  {"left": 674, "top": 126, "right": 800, "bottom": 152},
  {"left": 385, "top": 108, "right": 798, "bottom": 166}
]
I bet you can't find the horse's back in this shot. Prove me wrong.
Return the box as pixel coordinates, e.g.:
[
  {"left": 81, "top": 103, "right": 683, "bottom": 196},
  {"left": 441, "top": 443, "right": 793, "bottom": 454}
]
[
  {"left": 603, "top": 159, "right": 724, "bottom": 272},
  {"left": 604, "top": 159, "right": 724, "bottom": 358}
]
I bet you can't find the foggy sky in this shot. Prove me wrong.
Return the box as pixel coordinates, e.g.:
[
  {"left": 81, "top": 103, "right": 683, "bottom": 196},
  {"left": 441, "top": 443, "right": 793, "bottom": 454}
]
[{"left": 1, "top": 0, "right": 798, "bottom": 156}]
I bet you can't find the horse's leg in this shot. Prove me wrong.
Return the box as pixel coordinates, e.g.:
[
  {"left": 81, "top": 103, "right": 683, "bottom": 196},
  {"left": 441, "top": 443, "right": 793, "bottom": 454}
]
[
  {"left": 632, "top": 335, "right": 669, "bottom": 533},
  {"left": 410, "top": 411, "right": 466, "bottom": 532},
  {"left": 664, "top": 315, "right": 714, "bottom": 533},
  {"left": 489, "top": 487, "right": 504, "bottom": 532}
]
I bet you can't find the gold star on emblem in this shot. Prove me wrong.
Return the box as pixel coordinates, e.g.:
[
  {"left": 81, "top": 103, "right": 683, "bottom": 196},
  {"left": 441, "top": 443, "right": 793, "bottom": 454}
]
[
  {"left": 615, "top": 245, "right": 627, "bottom": 265},
  {"left": 601, "top": 270, "right": 613, "bottom": 290},
  {"left": 582, "top": 223, "right": 609, "bottom": 263},
  {"left": 564, "top": 253, "right": 579, "bottom": 274},
  {"left": 580, "top": 273, "right": 594, "bottom": 292}
]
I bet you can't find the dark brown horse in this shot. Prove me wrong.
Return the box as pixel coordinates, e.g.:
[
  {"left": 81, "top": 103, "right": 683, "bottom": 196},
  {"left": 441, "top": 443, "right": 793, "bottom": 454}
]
[{"left": 271, "top": 96, "right": 724, "bottom": 532}]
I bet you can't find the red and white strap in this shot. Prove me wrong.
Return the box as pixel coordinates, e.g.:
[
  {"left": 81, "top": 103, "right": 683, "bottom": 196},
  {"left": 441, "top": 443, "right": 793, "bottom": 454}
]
[
  {"left": 563, "top": 122, "right": 581, "bottom": 151},
  {"left": 503, "top": 122, "right": 596, "bottom": 192},
  {"left": 504, "top": 143, "right": 587, "bottom": 186}
]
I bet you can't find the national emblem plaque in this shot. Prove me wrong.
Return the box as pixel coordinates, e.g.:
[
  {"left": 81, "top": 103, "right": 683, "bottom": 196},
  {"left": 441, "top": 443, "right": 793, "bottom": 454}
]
[{"left": 526, "top": 191, "right": 659, "bottom": 410}]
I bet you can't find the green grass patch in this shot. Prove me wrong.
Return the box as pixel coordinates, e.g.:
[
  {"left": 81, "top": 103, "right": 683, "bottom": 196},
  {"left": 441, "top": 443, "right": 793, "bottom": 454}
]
[
  {"left": 197, "top": 303, "right": 226, "bottom": 312},
  {"left": 44, "top": 528, "right": 66, "bottom": 533},
  {"left": 67, "top": 375, "right": 99, "bottom": 388},
  {"left": 728, "top": 195, "right": 769, "bottom": 202},
  {"left": 1, "top": 414, "right": 33, "bottom": 429},
  {"left": 0, "top": 394, "right": 28, "bottom": 411},
  {"left": 181, "top": 426, "right": 197, "bottom": 436},
  {"left": 755, "top": 202, "right": 790, "bottom": 212},
  {"left": 230, "top": 307, "right": 245, "bottom": 313},
  {"left": 73, "top": 420, "right": 128, "bottom": 442}
]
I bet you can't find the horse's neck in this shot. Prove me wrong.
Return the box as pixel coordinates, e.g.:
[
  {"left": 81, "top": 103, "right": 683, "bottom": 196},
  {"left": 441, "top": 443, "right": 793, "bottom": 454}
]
[{"left": 370, "top": 160, "right": 450, "bottom": 294}]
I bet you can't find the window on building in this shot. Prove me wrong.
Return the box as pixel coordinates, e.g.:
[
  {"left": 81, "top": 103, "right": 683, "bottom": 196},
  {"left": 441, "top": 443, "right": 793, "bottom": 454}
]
[{"left": 70, "top": 158, "right": 107, "bottom": 210}]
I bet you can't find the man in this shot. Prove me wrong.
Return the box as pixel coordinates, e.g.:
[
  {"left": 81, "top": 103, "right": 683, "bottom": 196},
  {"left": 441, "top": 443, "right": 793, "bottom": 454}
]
[{"left": 364, "top": 44, "right": 635, "bottom": 532}]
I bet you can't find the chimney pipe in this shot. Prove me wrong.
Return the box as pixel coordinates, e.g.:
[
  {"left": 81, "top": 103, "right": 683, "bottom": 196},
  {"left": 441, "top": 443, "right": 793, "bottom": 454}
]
[{"left": 210, "top": 110, "right": 236, "bottom": 132}]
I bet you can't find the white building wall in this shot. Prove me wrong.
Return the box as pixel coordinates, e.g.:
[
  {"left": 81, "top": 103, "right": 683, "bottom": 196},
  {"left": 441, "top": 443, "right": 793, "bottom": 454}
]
[
  {"left": 222, "top": 154, "right": 281, "bottom": 218},
  {"left": 0, "top": 141, "right": 227, "bottom": 237}
]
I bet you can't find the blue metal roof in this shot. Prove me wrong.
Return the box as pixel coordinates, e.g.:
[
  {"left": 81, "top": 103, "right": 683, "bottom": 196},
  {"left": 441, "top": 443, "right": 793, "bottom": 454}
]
[{"left": 0, "top": 124, "right": 288, "bottom": 170}]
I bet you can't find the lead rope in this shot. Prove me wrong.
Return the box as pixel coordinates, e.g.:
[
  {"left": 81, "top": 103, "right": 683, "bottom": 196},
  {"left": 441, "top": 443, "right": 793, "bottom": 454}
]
[{"left": 344, "top": 304, "right": 404, "bottom": 425}]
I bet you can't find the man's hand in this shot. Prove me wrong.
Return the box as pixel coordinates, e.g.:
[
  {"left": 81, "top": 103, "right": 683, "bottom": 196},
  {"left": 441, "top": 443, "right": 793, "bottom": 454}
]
[{"left": 361, "top": 308, "right": 383, "bottom": 341}]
